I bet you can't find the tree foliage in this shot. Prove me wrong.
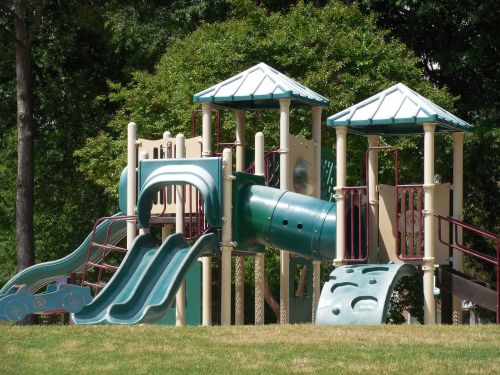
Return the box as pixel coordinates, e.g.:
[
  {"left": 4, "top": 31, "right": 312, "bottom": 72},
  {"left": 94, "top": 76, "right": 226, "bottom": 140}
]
[{"left": 76, "top": 0, "right": 455, "bottom": 195}]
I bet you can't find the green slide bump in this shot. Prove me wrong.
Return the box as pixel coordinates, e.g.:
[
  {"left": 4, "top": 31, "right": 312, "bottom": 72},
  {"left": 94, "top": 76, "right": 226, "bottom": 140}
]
[
  {"left": 315, "top": 263, "right": 416, "bottom": 325},
  {"left": 0, "top": 213, "right": 126, "bottom": 296},
  {"left": 73, "top": 232, "right": 218, "bottom": 325}
]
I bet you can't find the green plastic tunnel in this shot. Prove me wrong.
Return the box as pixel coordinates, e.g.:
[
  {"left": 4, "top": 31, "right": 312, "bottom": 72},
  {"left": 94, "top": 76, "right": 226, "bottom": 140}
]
[{"left": 238, "top": 185, "right": 336, "bottom": 261}]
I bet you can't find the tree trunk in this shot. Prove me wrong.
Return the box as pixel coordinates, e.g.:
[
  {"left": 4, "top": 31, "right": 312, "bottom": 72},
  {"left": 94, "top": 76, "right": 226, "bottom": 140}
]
[{"left": 14, "top": 1, "right": 35, "bottom": 272}]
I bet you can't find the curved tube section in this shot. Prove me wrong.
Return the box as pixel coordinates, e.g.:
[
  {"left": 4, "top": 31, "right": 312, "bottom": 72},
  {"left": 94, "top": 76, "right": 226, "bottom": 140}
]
[
  {"left": 137, "top": 164, "right": 221, "bottom": 229},
  {"left": 239, "top": 185, "right": 336, "bottom": 261}
]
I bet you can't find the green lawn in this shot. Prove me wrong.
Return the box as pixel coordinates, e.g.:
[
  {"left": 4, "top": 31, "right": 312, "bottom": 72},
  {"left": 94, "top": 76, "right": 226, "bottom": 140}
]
[{"left": 0, "top": 324, "right": 499, "bottom": 374}]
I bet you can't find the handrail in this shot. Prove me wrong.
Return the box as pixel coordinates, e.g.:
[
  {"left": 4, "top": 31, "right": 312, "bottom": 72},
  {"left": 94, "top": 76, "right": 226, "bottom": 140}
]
[
  {"left": 437, "top": 215, "right": 498, "bottom": 265},
  {"left": 436, "top": 214, "right": 499, "bottom": 324}
]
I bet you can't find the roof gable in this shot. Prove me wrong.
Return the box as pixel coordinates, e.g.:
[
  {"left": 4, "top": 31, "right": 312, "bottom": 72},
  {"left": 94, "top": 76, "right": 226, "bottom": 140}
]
[
  {"left": 193, "top": 63, "right": 330, "bottom": 110},
  {"left": 326, "top": 83, "right": 471, "bottom": 135}
]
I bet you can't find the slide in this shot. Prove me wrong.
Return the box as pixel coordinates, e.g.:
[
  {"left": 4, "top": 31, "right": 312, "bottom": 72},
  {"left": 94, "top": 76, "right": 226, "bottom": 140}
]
[
  {"left": 73, "top": 232, "right": 218, "bottom": 325},
  {"left": 0, "top": 213, "right": 126, "bottom": 296}
]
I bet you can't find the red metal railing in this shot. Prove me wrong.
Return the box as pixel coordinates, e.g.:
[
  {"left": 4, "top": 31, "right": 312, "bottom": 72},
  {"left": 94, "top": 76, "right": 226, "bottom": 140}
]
[
  {"left": 342, "top": 186, "right": 368, "bottom": 262},
  {"left": 396, "top": 184, "right": 424, "bottom": 261},
  {"left": 191, "top": 108, "right": 235, "bottom": 155},
  {"left": 245, "top": 149, "right": 280, "bottom": 187},
  {"left": 437, "top": 215, "right": 500, "bottom": 323},
  {"left": 81, "top": 214, "right": 134, "bottom": 293}
]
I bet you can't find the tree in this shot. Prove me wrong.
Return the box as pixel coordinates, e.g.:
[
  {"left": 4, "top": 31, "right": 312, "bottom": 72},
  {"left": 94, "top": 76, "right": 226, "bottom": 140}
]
[{"left": 0, "top": 0, "right": 49, "bottom": 272}]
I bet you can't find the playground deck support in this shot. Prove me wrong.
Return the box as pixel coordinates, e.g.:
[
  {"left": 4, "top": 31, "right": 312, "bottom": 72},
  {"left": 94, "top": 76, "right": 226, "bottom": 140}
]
[
  {"left": 235, "top": 110, "right": 246, "bottom": 325},
  {"left": 452, "top": 132, "right": 465, "bottom": 323},
  {"left": 254, "top": 132, "right": 265, "bottom": 325},
  {"left": 176, "top": 134, "right": 186, "bottom": 326},
  {"left": 127, "top": 122, "right": 137, "bottom": 248},
  {"left": 279, "top": 98, "right": 291, "bottom": 324},
  {"left": 221, "top": 148, "right": 233, "bottom": 325},
  {"left": 367, "top": 135, "right": 380, "bottom": 264},
  {"left": 138, "top": 151, "right": 149, "bottom": 236},
  {"left": 201, "top": 102, "right": 212, "bottom": 326},
  {"left": 335, "top": 126, "right": 347, "bottom": 266},
  {"left": 423, "top": 122, "right": 436, "bottom": 325},
  {"left": 312, "top": 106, "right": 322, "bottom": 321}
]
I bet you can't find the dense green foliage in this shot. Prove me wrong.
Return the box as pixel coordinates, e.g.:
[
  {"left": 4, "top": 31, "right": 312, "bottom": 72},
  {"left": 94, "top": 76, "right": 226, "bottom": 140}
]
[{"left": 76, "top": 1, "right": 454, "bottom": 193}]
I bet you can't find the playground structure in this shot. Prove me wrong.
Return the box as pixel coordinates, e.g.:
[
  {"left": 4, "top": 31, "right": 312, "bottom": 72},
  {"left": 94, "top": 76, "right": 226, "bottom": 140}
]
[{"left": 1, "top": 63, "right": 498, "bottom": 325}]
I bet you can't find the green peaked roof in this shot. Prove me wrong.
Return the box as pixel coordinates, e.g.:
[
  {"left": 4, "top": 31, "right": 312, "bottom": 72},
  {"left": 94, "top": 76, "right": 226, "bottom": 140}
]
[
  {"left": 193, "top": 62, "right": 330, "bottom": 110},
  {"left": 326, "top": 83, "right": 471, "bottom": 136}
]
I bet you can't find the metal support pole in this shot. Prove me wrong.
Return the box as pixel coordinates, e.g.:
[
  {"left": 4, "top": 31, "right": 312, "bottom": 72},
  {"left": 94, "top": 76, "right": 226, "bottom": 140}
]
[
  {"left": 201, "top": 102, "right": 212, "bottom": 326},
  {"left": 221, "top": 148, "right": 234, "bottom": 325},
  {"left": 311, "top": 106, "right": 322, "bottom": 321},
  {"left": 254, "top": 132, "right": 265, "bottom": 325},
  {"left": 452, "top": 131, "right": 465, "bottom": 324},
  {"left": 367, "top": 135, "right": 380, "bottom": 263},
  {"left": 334, "top": 126, "right": 347, "bottom": 266},
  {"left": 127, "top": 122, "right": 137, "bottom": 248},
  {"left": 175, "top": 134, "right": 186, "bottom": 326},
  {"left": 279, "top": 98, "right": 291, "bottom": 324},
  {"left": 235, "top": 110, "right": 246, "bottom": 325},
  {"left": 423, "top": 123, "right": 436, "bottom": 325}
]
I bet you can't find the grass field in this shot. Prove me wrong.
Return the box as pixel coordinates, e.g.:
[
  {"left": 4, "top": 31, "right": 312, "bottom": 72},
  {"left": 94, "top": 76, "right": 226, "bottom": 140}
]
[{"left": 0, "top": 324, "right": 499, "bottom": 374}]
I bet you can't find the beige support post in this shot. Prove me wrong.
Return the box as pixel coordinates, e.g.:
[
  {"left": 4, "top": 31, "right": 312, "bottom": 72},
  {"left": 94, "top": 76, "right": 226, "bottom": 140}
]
[
  {"left": 279, "top": 98, "right": 291, "bottom": 324},
  {"left": 138, "top": 151, "right": 149, "bottom": 236},
  {"left": 334, "top": 126, "right": 347, "bottom": 265},
  {"left": 423, "top": 123, "right": 436, "bottom": 325},
  {"left": 254, "top": 132, "right": 265, "bottom": 325},
  {"left": 221, "top": 148, "right": 234, "bottom": 325},
  {"left": 367, "top": 135, "right": 380, "bottom": 263},
  {"left": 311, "top": 106, "right": 323, "bottom": 321},
  {"left": 452, "top": 132, "right": 465, "bottom": 324},
  {"left": 175, "top": 134, "right": 186, "bottom": 326},
  {"left": 235, "top": 110, "right": 246, "bottom": 325},
  {"left": 127, "top": 122, "right": 137, "bottom": 248},
  {"left": 201, "top": 102, "right": 212, "bottom": 326}
]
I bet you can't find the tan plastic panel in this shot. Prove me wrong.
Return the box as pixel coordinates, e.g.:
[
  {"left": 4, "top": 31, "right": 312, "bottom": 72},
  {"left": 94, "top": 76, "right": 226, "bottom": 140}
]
[
  {"left": 378, "top": 183, "right": 451, "bottom": 265},
  {"left": 288, "top": 135, "right": 316, "bottom": 196},
  {"left": 138, "top": 136, "right": 202, "bottom": 214}
]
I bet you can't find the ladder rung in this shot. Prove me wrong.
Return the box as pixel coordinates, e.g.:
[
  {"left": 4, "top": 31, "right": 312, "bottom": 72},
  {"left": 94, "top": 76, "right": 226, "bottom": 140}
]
[
  {"left": 86, "top": 261, "right": 118, "bottom": 271},
  {"left": 90, "top": 242, "right": 128, "bottom": 253},
  {"left": 81, "top": 280, "right": 106, "bottom": 289}
]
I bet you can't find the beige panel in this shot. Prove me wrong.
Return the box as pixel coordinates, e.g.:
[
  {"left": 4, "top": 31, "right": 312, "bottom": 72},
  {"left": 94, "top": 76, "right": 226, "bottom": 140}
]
[
  {"left": 378, "top": 184, "right": 399, "bottom": 263},
  {"left": 138, "top": 136, "right": 202, "bottom": 215},
  {"left": 378, "top": 183, "right": 451, "bottom": 265},
  {"left": 287, "top": 135, "right": 316, "bottom": 196}
]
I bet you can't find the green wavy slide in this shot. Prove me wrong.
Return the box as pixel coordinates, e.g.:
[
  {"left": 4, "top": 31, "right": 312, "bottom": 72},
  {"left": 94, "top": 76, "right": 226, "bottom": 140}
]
[
  {"left": 73, "top": 232, "right": 218, "bottom": 325},
  {"left": 0, "top": 213, "right": 126, "bottom": 296}
]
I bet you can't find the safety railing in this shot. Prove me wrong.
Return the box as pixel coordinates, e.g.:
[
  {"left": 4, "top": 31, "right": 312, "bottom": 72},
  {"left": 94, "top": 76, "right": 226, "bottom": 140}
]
[
  {"left": 191, "top": 108, "right": 235, "bottom": 155},
  {"left": 396, "top": 184, "right": 424, "bottom": 261},
  {"left": 342, "top": 186, "right": 369, "bottom": 262},
  {"left": 245, "top": 149, "right": 280, "bottom": 187},
  {"left": 437, "top": 215, "right": 499, "bottom": 323}
]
